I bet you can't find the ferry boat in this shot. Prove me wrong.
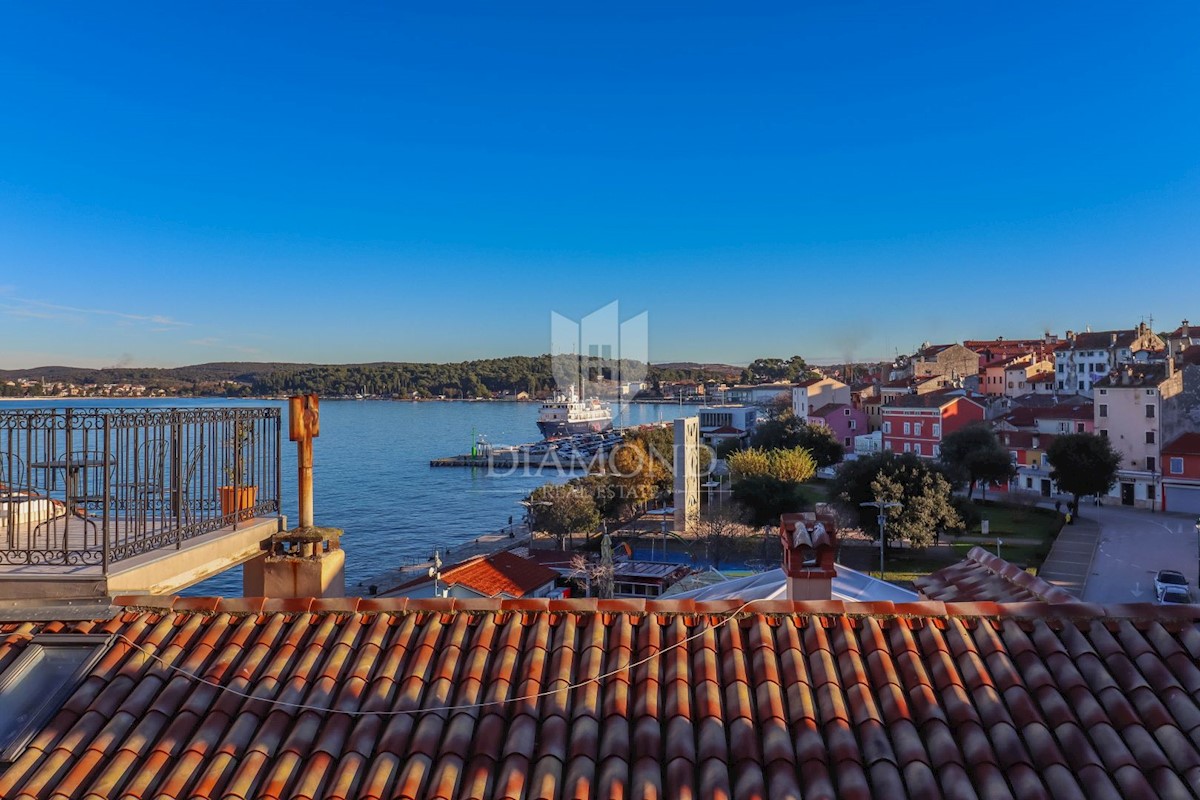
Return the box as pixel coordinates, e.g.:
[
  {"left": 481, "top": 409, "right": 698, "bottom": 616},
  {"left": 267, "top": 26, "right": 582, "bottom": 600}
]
[{"left": 537, "top": 386, "right": 613, "bottom": 438}]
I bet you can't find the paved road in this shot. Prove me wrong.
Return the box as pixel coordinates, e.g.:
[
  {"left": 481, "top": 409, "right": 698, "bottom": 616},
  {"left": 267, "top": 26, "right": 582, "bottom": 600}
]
[
  {"left": 1080, "top": 506, "right": 1199, "bottom": 604},
  {"left": 1037, "top": 516, "right": 1101, "bottom": 598}
]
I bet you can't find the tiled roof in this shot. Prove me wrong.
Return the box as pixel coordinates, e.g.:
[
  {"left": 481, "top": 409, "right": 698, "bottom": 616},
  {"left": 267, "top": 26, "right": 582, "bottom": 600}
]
[
  {"left": 998, "top": 431, "right": 1056, "bottom": 450},
  {"left": 1069, "top": 329, "right": 1137, "bottom": 350},
  {"left": 914, "top": 547, "right": 1077, "bottom": 604},
  {"left": 1026, "top": 371, "right": 1056, "bottom": 384},
  {"left": 808, "top": 402, "right": 851, "bottom": 418},
  {"left": 1163, "top": 433, "right": 1200, "bottom": 456},
  {"left": 390, "top": 551, "right": 560, "bottom": 598},
  {"left": 885, "top": 390, "right": 982, "bottom": 410},
  {"left": 5, "top": 596, "right": 1200, "bottom": 799},
  {"left": 1002, "top": 402, "right": 1093, "bottom": 427},
  {"left": 1093, "top": 364, "right": 1169, "bottom": 389}
]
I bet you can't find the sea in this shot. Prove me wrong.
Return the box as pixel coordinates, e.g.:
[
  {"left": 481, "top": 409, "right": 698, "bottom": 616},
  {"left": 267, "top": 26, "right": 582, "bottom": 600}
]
[{"left": 2, "top": 397, "right": 704, "bottom": 595}]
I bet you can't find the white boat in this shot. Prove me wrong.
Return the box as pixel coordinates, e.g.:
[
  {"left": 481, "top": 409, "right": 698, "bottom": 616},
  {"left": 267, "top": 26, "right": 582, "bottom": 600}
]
[{"left": 537, "top": 385, "right": 613, "bottom": 438}]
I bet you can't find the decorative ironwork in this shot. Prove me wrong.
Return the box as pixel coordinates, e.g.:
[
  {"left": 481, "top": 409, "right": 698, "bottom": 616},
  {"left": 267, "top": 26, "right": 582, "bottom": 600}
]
[{"left": 1, "top": 407, "right": 281, "bottom": 571}]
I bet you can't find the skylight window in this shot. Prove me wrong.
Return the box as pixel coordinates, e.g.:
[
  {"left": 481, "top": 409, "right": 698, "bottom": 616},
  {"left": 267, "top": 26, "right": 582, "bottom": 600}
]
[{"left": 0, "top": 634, "right": 111, "bottom": 762}]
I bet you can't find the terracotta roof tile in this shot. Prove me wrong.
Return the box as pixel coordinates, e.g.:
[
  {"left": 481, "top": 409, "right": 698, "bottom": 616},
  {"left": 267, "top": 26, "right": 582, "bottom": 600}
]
[
  {"left": 915, "top": 548, "right": 1078, "bottom": 604},
  {"left": 4, "top": 599, "right": 1200, "bottom": 798}
]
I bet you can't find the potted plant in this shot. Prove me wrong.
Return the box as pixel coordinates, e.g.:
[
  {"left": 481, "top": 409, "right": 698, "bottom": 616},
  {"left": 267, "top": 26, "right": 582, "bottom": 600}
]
[{"left": 219, "top": 418, "right": 257, "bottom": 521}]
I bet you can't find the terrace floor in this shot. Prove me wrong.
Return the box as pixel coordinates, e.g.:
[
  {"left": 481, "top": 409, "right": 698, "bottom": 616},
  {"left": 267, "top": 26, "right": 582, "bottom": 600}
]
[{"left": 0, "top": 514, "right": 282, "bottom": 602}]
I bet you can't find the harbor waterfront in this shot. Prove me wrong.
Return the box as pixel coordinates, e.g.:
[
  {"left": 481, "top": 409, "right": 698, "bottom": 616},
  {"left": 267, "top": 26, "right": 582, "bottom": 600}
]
[{"left": 1, "top": 397, "right": 703, "bottom": 596}]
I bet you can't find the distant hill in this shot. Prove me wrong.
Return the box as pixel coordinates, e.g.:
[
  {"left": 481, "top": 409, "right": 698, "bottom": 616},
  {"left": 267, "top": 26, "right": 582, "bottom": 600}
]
[{"left": 0, "top": 356, "right": 749, "bottom": 398}]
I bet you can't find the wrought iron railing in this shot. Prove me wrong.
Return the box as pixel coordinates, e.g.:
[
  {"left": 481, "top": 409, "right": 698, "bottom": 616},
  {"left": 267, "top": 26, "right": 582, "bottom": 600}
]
[{"left": 0, "top": 407, "right": 281, "bottom": 572}]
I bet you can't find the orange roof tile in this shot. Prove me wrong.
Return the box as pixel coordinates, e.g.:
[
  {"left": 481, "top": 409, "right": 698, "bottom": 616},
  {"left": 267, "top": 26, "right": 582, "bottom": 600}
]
[
  {"left": 914, "top": 546, "right": 1077, "bottom": 603},
  {"left": 4, "top": 597, "right": 1200, "bottom": 798},
  {"left": 389, "top": 551, "right": 560, "bottom": 598}
]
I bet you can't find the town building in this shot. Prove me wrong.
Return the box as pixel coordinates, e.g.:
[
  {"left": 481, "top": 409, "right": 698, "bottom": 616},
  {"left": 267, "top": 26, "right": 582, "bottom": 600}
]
[
  {"left": 697, "top": 405, "right": 758, "bottom": 449},
  {"left": 790, "top": 376, "right": 850, "bottom": 420},
  {"left": 998, "top": 430, "right": 1057, "bottom": 496},
  {"left": 1093, "top": 364, "right": 1169, "bottom": 508},
  {"left": 807, "top": 402, "right": 869, "bottom": 450},
  {"left": 910, "top": 342, "right": 980, "bottom": 382},
  {"left": 724, "top": 382, "right": 794, "bottom": 406},
  {"left": 881, "top": 389, "right": 986, "bottom": 457},
  {"left": 1054, "top": 323, "right": 1164, "bottom": 397},
  {"left": 1161, "top": 432, "right": 1200, "bottom": 514},
  {"left": 1165, "top": 319, "right": 1198, "bottom": 354}
]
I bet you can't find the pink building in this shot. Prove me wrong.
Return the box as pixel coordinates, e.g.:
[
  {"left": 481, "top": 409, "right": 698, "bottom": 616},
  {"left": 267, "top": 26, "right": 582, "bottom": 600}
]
[{"left": 808, "top": 402, "right": 869, "bottom": 451}]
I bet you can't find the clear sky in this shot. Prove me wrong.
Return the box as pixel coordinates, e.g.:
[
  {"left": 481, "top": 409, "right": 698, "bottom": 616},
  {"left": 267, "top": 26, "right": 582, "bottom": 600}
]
[{"left": 1, "top": 3, "right": 1198, "bottom": 369}]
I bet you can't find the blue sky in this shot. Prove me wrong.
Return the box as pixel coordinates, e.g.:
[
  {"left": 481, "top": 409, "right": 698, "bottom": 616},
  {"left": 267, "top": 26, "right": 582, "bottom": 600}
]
[{"left": 1, "top": 3, "right": 1198, "bottom": 369}]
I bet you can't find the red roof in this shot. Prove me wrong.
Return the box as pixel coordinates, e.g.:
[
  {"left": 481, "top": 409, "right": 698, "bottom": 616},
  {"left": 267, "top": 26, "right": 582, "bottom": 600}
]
[
  {"left": 4, "top": 596, "right": 1200, "bottom": 799},
  {"left": 885, "top": 390, "right": 983, "bottom": 410},
  {"left": 1163, "top": 432, "right": 1200, "bottom": 456},
  {"left": 914, "top": 546, "right": 1076, "bottom": 603},
  {"left": 1026, "top": 370, "right": 1056, "bottom": 383},
  {"left": 390, "top": 551, "right": 560, "bottom": 598},
  {"left": 808, "top": 402, "right": 851, "bottom": 418},
  {"left": 997, "top": 430, "right": 1056, "bottom": 450}
]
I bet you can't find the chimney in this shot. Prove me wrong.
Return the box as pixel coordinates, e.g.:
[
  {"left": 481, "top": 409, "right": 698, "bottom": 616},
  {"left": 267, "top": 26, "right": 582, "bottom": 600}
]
[
  {"left": 780, "top": 506, "right": 838, "bottom": 601},
  {"left": 1111, "top": 333, "right": 1118, "bottom": 346},
  {"left": 1184, "top": 319, "right": 1191, "bottom": 338}
]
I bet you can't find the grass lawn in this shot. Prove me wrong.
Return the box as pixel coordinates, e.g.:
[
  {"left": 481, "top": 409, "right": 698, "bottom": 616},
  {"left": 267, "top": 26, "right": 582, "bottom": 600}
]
[
  {"left": 847, "top": 538, "right": 1049, "bottom": 589},
  {"left": 954, "top": 501, "right": 1063, "bottom": 543}
]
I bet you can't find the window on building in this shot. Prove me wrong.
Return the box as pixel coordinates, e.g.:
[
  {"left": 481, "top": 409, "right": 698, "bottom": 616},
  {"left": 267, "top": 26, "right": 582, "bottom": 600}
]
[
  {"left": 1026, "top": 478, "right": 1033, "bottom": 489},
  {"left": 1146, "top": 431, "right": 1155, "bottom": 444},
  {"left": 1171, "top": 457, "right": 1184, "bottom": 474},
  {"left": 0, "top": 634, "right": 112, "bottom": 762},
  {"left": 1146, "top": 405, "right": 1155, "bottom": 418},
  {"left": 1147, "top": 484, "right": 1155, "bottom": 500},
  {"left": 844, "top": 437, "right": 851, "bottom": 447},
  {"left": 932, "top": 445, "right": 940, "bottom": 457},
  {"left": 883, "top": 422, "right": 891, "bottom": 434},
  {"left": 1078, "top": 381, "right": 1084, "bottom": 391},
  {"left": 1099, "top": 429, "right": 1108, "bottom": 438},
  {"left": 1099, "top": 389, "right": 1107, "bottom": 395},
  {"left": 1099, "top": 404, "right": 1107, "bottom": 417},
  {"left": 903, "top": 422, "right": 911, "bottom": 435},
  {"left": 932, "top": 423, "right": 941, "bottom": 437},
  {"left": 848, "top": 420, "right": 856, "bottom": 431},
  {"left": 1076, "top": 423, "right": 1085, "bottom": 433},
  {"left": 1147, "top": 456, "right": 1156, "bottom": 472},
  {"left": 903, "top": 442, "right": 911, "bottom": 453},
  {"left": 914, "top": 422, "right": 922, "bottom": 436}
]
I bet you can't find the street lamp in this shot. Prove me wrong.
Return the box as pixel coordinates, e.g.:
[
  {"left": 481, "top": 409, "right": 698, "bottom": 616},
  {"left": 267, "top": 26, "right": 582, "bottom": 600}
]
[{"left": 860, "top": 499, "right": 903, "bottom": 579}]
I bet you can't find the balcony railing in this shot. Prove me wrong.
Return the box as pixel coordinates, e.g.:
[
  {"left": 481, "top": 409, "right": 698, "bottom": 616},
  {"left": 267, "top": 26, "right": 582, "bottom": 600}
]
[{"left": 0, "top": 407, "right": 281, "bottom": 572}]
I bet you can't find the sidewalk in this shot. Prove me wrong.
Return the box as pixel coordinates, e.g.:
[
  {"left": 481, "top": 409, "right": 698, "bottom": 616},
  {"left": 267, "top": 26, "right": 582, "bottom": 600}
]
[{"left": 1035, "top": 516, "right": 1101, "bottom": 597}]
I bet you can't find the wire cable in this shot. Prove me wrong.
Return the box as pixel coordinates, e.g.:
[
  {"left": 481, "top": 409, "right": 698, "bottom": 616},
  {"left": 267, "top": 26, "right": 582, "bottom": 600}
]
[{"left": 112, "top": 598, "right": 768, "bottom": 717}]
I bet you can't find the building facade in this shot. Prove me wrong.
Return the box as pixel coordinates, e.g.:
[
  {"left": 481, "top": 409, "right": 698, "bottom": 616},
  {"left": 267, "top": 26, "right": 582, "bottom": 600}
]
[{"left": 881, "top": 391, "right": 986, "bottom": 458}]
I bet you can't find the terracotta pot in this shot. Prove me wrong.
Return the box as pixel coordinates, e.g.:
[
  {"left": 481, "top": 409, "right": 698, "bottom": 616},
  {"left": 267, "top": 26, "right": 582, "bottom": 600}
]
[{"left": 218, "top": 485, "right": 258, "bottom": 522}]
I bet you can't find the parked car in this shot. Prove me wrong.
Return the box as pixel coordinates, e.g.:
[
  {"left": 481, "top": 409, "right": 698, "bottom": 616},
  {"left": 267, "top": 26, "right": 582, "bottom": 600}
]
[
  {"left": 1160, "top": 587, "right": 1193, "bottom": 605},
  {"left": 1154, "top": 569, "right": 1189, "bottom": 600}
]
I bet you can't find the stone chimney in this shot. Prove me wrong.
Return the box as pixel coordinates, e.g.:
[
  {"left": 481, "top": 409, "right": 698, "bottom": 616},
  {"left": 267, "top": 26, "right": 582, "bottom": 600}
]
[{"left": 780, "top": 505, "right": 839, "bottom": 601}]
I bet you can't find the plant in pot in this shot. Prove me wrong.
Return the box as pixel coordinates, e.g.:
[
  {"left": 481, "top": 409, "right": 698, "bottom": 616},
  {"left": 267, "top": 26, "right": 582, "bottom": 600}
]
[{"left": 219, "top": 419, "right": 258, "bottom": 521}]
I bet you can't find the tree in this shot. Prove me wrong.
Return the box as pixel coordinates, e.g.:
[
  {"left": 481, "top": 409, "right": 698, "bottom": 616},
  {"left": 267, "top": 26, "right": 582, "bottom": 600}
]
[
  {"left": 693, "top": 510, "right": 758, "bottom": 570},
  {"left": 830, "top": 452, "right": 962, "bottom": 549},
  {"left": 938, "top": 423, "right": 1017, "bottom": 499},
  {"left": 731, "top": 475, "right": 811, "bottom": 527},
  {"left": 727, "top": 446, "right": 816, "bottom": 484},
  {"left": 751, "top": 413, "right": 844, "bottom": 467},
  {"left": 1046, "top": 433, "right": 1121, "bottom": 517},
  {"left": 726, "top": 448, "right": 773, "bottom": 481},
  {"left": 528, "top": 484, "right": 600, "bottom": 548}
]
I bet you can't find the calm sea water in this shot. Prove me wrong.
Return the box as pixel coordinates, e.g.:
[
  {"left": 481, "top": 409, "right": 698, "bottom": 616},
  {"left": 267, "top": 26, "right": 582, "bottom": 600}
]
[{"left": 3, "top": 397, "right": 702, "bottom": 595}]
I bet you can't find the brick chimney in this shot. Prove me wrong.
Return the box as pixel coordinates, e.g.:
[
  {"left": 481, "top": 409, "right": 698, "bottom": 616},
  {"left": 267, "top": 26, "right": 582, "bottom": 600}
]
[{"left": 780, "top": 505, "right": 839, "bottom": 601}]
